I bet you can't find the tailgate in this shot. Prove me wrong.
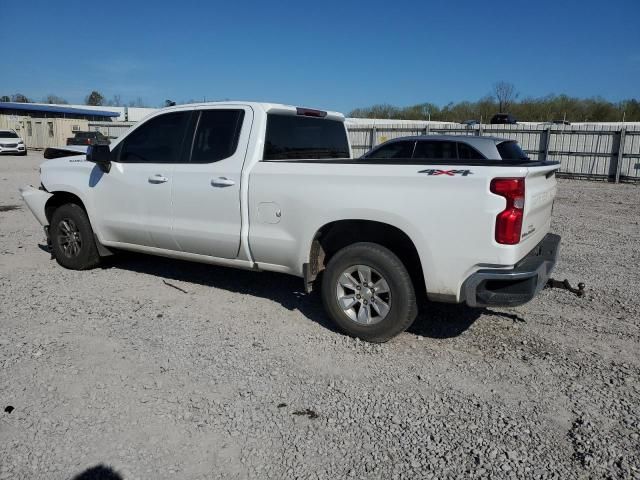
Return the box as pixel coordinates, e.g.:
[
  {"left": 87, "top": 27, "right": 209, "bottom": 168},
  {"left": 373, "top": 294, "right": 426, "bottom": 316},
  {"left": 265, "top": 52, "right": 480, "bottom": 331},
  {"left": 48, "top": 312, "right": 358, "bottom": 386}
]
[{"left": 521, "top": 163, "right": 559, "bottom": 246}]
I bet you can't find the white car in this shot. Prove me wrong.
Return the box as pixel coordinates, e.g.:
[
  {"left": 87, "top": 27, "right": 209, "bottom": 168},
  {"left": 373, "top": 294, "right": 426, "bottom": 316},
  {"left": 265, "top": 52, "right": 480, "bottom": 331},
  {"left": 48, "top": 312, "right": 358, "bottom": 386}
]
[
  {"left": 0, "top": 129, "right": 27, "bottom": 155},
  {"left": 20, "top": 102, "right": 560, "bottom": 342}
]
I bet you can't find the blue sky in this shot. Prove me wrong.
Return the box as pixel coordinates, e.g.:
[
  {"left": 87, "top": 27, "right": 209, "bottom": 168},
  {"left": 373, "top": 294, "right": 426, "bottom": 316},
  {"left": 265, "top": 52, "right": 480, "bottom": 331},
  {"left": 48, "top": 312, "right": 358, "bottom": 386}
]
[{"left": 2, "top": 0, "right": 639, "bottom": 112}]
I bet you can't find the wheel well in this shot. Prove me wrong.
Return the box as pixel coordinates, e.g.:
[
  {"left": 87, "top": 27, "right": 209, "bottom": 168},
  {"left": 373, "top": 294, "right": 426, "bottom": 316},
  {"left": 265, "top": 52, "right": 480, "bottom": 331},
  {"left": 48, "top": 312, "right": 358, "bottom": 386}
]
[
  {"left": 44, "top": 192, "right": 87, "bottom": 223},
  {"left": 308, "top": 220, "right": 426, "bottom": 295}
]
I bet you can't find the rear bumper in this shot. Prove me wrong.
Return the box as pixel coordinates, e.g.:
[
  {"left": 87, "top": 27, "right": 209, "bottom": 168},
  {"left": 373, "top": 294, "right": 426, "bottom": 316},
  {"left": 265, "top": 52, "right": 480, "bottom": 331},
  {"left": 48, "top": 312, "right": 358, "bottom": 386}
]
[{"left": 462, "top": 233, "right": 560, "bottom": 307}]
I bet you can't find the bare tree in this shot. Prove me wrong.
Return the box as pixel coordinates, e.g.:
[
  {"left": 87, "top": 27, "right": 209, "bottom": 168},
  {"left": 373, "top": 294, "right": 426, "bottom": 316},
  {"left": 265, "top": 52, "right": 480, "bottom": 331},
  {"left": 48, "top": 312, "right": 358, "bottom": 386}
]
[
  {"left": 44, "top": 94, "right": 68, "bottom": 104},
  {"left": 493, "top": 81, "right": 518, "bottom": 113},
  {"left": 106, "top": 94, "right": 122, "bottom": 107},
  {"left": 11, "top": 93, "right": 31, "bottom": 103},
  {"left": 128, "top": 97, "right": 147, "bottom": 107}
]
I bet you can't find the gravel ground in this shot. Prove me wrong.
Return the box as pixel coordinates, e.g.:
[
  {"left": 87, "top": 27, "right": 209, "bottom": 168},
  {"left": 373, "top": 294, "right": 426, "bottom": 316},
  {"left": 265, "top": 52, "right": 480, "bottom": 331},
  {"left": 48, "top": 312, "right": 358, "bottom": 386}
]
[{"left": 1, "top": 151, "right": 639, "bottom": 480}]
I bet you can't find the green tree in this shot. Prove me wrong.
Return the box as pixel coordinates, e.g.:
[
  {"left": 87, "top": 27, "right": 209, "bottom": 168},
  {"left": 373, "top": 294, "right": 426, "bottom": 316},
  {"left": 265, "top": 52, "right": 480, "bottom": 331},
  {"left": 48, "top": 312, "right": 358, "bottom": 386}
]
[
  {"left": 349, "top": 94, "right": 640, "bottom": 123},
  {"left": 85, "top": 90, "right": 105, "bottom": 106}
]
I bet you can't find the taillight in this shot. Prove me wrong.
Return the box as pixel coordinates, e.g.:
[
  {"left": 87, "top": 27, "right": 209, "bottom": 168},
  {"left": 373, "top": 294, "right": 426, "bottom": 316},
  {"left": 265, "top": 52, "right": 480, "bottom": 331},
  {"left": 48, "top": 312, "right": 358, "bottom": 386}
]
[{"left": 490, "top": 177, "right": 525, "bottom": 245}]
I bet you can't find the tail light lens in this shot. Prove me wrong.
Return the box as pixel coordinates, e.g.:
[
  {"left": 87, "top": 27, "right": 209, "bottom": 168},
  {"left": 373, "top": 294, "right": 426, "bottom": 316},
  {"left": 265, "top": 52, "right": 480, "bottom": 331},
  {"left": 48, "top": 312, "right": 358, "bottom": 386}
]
[
  {"left": 490, "top": 177, "right": 525, "bottom": 245},
  {"left": 296, "top": 107, "right": 327, "bottom": 118}
]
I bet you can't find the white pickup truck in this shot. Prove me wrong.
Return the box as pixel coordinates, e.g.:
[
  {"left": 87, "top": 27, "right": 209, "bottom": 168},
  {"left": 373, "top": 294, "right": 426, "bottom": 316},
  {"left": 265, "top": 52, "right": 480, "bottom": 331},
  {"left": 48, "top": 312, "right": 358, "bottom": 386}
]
[{"left": 20, "top": 102, "right": 560, "bottom": 342}]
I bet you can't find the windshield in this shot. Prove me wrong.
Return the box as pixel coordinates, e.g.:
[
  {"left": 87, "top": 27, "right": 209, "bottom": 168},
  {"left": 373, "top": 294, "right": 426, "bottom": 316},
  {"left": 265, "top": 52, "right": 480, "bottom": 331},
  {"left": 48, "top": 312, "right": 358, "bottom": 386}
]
[
  {"left": 0, "top": 131, "right": 19, "bottom": 138},
  {"left": 497, "top": 141, "right": 529, "bottom": 161}
]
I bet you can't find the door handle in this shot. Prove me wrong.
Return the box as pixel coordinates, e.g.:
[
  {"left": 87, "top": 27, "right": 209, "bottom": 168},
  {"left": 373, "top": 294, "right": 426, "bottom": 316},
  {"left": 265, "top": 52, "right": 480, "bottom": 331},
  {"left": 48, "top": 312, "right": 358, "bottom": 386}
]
[
  {"left": 211, "top": 177, "right": 235, "bottom": 187},
  {"left": 148, "top": 174, "right": 168, "bottom": 184}
]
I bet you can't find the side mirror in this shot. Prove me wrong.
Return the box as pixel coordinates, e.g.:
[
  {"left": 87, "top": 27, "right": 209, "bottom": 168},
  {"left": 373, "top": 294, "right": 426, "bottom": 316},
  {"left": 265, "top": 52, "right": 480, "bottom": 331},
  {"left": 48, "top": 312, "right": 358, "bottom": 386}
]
[{"left": 86, "top": 144, "right": 111, "bottom": 173}]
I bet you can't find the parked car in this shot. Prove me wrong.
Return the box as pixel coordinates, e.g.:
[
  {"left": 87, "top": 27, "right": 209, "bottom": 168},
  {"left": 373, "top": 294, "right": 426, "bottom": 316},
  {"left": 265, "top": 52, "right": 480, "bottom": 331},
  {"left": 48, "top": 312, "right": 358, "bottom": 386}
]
[
  {"left": 362, "top": 135, "right": 531, "bottom": 162},
  {"left": 460, "top": 119, "right": 479, "bottom": 126},
  {"left": 552, "top": 120, "right": 571, "bottom": 125},
  {"left": 21, "top": 102, "right": 560, "bottom": 342},
  {"left": 0, "top": 129, "right": 27, "bottom": 155},
  {"left": 66, "top": 131, "right": 111, "bottom": 146},
  {"left": 490, "top": 113, "right": 518, "bottom": 125}
]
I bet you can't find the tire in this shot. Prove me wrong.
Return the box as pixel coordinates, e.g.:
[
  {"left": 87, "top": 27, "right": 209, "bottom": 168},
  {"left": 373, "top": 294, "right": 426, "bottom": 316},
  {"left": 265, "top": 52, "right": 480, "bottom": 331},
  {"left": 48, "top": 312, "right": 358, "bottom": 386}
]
[
  {"left": 321, "top": 242, "right": 417, "bottom": 343},
  {"left": 50, "top": 203, "right": 101, "bottom": 270}
]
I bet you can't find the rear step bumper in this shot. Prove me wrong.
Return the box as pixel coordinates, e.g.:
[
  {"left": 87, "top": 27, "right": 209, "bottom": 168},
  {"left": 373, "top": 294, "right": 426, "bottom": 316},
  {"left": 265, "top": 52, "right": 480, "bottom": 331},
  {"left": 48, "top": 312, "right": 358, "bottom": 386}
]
[{"left": 462, "top": 233, "right": 560, "bottom": 307}]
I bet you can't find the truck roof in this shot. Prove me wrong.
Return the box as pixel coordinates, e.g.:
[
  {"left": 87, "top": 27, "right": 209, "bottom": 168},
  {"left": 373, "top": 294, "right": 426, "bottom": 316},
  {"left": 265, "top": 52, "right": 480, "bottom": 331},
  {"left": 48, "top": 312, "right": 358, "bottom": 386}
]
[{"left": 160, "top": 101, "right": 346, "bottom": 122}]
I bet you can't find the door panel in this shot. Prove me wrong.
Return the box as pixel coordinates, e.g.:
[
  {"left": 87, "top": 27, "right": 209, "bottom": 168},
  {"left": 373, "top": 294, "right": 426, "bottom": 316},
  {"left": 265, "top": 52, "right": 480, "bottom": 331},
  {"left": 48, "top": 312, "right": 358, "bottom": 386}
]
[
  {"left": 171, "top": 107, "right": 252, "bottom": 258},
  {"left": 90, "top": 162, "right": 176, "bottom": 248},
  {"left": 90, "top": 111, "right": 190, "bottom": 250}
]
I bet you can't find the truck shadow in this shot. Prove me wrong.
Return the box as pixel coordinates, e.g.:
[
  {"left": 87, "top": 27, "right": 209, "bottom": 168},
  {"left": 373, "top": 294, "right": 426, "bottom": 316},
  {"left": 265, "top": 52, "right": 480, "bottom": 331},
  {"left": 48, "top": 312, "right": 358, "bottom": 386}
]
[
  {"left": 72, "top": 464, "right": 122, "bottom": 480},
  {"left": 103, "top": 253, "right": 495, "bottom": 340},
  {"left": 408, "top": 302, "right": 483, "bottom": 338},
  {"left": 104, "top": 252, "right": 339, "bottom": 333}
]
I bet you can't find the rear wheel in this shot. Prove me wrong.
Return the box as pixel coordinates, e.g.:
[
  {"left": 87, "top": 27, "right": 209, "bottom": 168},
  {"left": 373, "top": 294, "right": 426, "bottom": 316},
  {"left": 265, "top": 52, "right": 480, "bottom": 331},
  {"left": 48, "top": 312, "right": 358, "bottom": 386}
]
[
  {"left": 321, "top": 242, "right": 417, "bottom": 342},
  {"left": 50, "top": 203, "right": 100, "bottom": 270}
]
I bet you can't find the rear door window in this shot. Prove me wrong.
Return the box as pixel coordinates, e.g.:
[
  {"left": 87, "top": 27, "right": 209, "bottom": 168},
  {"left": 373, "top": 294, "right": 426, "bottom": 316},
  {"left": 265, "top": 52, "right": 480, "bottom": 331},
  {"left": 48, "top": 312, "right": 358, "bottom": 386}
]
[
  {"left": 190, "top": 110, "right": 245, "bottom": 163},
  {"left": 118, "top": 112, "right": 190, "bottom": 163},
  {"left": 263, "top": 114, "right": 349, "bottom": 160},
  {"left": 365, "top": 141, "right": 415, "bottom": 159},
  {"left": 412, "top": 141, "right": 457, "bottom": 160}
]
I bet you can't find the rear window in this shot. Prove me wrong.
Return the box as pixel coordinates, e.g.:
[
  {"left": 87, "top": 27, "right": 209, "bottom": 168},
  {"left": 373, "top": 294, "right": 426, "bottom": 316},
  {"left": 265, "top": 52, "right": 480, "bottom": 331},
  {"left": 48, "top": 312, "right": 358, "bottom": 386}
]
[
  {"left": 497, "top": 141, "right": 529, "bottom": 161},
  {"left": 0, "top": 131, "right": 18, "bottom": 138},
  {"left": 263, "top": 114, "right": 349, "bottom": 160}
]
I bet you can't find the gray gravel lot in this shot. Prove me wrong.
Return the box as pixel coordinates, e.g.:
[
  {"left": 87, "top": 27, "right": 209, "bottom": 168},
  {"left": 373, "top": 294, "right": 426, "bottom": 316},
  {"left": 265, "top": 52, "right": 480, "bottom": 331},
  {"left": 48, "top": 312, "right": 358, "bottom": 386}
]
[{"left": 1, "top": 151, "right": 639, "bottom": 479}]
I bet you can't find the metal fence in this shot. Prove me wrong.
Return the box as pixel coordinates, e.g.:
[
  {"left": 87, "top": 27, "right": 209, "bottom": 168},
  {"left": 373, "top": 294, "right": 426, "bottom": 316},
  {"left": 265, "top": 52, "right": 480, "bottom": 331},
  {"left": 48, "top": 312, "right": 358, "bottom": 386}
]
[
  {"left": 348, "top": 123, "right": 640, "bottom": 183},
  {"left": 88, "top": 121, "right": 640, "bottom": 183}
]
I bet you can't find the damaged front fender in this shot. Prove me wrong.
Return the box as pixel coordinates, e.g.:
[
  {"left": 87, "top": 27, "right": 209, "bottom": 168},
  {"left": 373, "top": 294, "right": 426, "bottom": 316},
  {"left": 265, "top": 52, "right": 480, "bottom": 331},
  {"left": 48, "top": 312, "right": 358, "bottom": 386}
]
[{"left": 19, "top": 185, "right": 53, "bottom": 226}]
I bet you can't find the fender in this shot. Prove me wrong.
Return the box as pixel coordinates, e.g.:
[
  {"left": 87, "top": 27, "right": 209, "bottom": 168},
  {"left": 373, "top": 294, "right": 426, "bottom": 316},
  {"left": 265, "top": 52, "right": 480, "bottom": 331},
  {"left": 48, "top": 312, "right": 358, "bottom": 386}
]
[
  {"left": 19, "top": 186, "right": 52, "bottom": 226},
  {"left": 301, "top": 214, "right": 435, "bottom": 294}
]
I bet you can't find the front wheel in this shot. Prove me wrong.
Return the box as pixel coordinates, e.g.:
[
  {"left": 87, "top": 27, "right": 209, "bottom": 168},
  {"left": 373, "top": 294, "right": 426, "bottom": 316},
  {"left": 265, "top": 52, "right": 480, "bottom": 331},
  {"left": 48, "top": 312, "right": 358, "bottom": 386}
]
[
  {"left": 50, "top": 203, "right": 101, "bottom": 270},
  {"left": 321, "top": 242, "right": 417, "bottom": 343}
]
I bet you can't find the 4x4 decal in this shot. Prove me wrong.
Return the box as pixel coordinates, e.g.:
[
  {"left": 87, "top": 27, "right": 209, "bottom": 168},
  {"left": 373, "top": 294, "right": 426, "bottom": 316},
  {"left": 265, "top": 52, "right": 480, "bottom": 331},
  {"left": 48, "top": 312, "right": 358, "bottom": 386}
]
[{"left": 418, "top": 169, "right": 473, "bottom": 176}]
